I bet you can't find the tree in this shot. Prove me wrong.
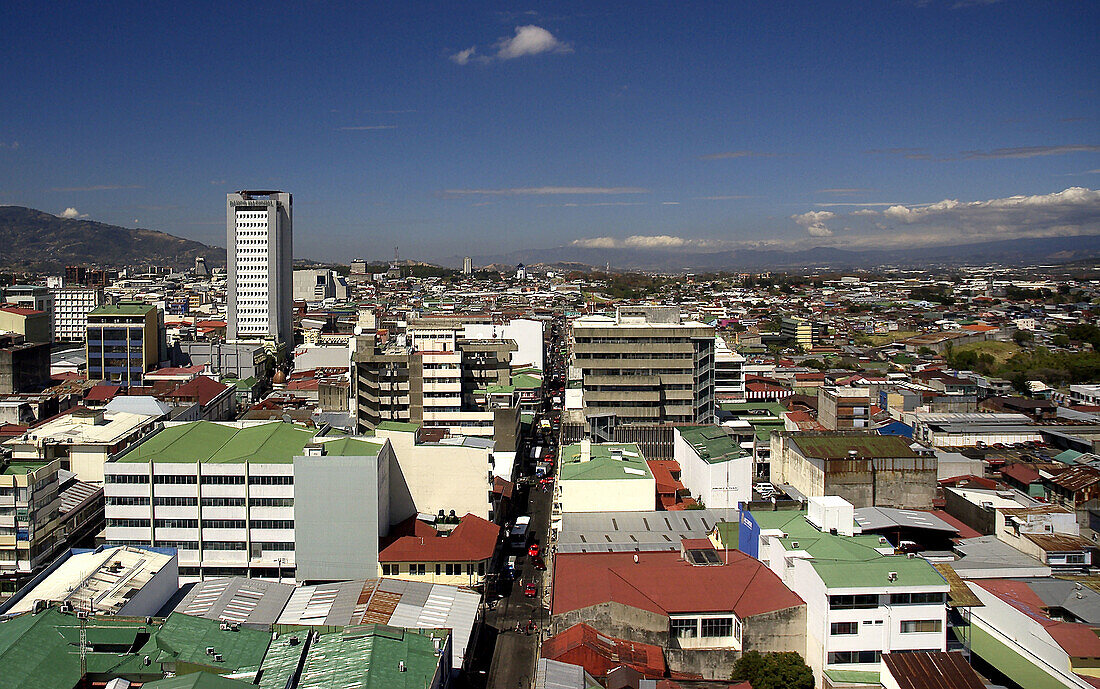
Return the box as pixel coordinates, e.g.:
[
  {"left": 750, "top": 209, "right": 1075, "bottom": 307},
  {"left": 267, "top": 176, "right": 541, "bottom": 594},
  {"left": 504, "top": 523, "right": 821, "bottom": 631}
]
[
  {"left": 731, "top": 651, "right": 814, "bottom": 689},
  {"left": 1012, "top": 330, "right": 1033, "bottom": 346}
]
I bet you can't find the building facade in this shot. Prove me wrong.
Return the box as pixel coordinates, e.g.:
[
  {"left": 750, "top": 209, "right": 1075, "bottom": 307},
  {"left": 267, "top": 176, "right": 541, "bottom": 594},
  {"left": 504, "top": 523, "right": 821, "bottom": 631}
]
[
  {"left": 571, "top": 307, "right": 715, "bottom": 440},
  {"left": 85, "top": 302, "right": 160, "bottom": 386},
  {"left": 226, "top": 191, "right": 293, "bottom": 352},
  {"left": 53, "top": 286, "right": 104, "bottom": 342}
]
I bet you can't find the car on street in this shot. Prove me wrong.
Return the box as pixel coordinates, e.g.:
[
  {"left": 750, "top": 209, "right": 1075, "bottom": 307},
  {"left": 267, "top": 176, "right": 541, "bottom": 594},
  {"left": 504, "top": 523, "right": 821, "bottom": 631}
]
[
  {"left": 528, "top": 542, "right": 540, "bottom": 557},
  {"left": 524, "top": 582, "right": 538, "bottom": 597},
  {"left": 532, "top": 556, "right": 546, "bottom": 571}
]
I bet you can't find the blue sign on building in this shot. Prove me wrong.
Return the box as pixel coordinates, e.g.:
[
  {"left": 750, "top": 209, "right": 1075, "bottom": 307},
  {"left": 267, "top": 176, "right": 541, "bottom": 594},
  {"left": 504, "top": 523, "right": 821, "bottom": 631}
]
[{"left": 738, "top": 511, "right": 760, "bottom": 559}]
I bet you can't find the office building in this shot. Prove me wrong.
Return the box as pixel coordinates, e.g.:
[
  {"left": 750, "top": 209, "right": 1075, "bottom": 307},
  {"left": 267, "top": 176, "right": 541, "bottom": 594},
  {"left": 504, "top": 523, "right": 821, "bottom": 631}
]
[
  {"left": 462, "top": 256, "right": 473, "bottom": 274},
  {"left": 52, "top": 286, "right": 103, "bottom": 342},
  {"left": 292, "top": 268, "right": 338, "bottom": 302},
  {"left": 818, "top": 386, "right": 871, "bottom": 430},
  {"left": 0, "top": 334, "right": 51, "bottom": 394},
  {"left": 714, "top": 336, "right": 746, "bottom": 400},
  {"left": 103, "top": 421, "right": 401, "bottom": 582},
  {"left": 673, "top": 425, "right": 752, "bottom": 509},
  {"left": 227, "top": 191, "right": 293, "bottom": 352},
  {"left": 781, "top": 316, "right": 825, "bottom": 351},
  {"left": 571, "top": 306, "right": 715, "bottom": 440},
  {"left": 85, "top": 302, "right": 160, "bottom": 386}
]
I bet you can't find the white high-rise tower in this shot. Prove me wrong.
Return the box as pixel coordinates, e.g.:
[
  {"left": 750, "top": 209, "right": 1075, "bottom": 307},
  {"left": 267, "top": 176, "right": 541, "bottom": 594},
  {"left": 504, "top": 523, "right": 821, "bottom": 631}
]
[{"left": 227, "top": 190, "right": 293, "bottom": 353}]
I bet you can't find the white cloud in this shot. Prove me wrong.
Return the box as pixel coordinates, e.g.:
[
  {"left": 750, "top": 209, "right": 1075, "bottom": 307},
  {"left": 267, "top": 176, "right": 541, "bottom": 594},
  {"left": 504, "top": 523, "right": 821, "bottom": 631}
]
[
  {"left": 496, "top": 25, "right": 571, "bottom": 59},
  {"left": 442, "top": 186, "right": 649, "bottom": 196},
  {"left": 452, "top": 26, "right": 571, "bottom": 65},
  {"left": 571, "top": 235, "right": 728, "bottom": 250},
  {"left": 791, "top": 210, "right": 836, "bottom": 236},
  {"left": 58, "top": 207, "right": 88, "bottom": 219},
  {"left": 811, "top": 187, "right": 1100, "bottom": 248},
  {"left": 450, "top": 47, "right": 478, "bottom": 65},
  {"left": 661, "top": 201, "right": 680, "bottom": 205},
  {"left": 961, "top": 145, "right": 1100, "bottom": 160},
  {"left": 337, "top": 125, "right": 397, "bottom": 131},
  {"left": 698, "top": 150, "right": 777, "bottom": 161}
]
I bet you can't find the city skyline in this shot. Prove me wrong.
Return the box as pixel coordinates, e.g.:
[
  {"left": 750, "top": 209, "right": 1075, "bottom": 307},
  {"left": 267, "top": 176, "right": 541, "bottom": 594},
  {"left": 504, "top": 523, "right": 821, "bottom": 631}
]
[{"left": 0, "top": 1, "right": 1097, "bottom": 263}]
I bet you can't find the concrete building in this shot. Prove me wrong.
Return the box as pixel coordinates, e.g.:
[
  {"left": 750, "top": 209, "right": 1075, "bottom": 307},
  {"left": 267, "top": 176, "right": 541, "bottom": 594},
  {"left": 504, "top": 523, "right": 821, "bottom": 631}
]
[
  {"left": 555, "top": 441, "right": 656, "bottom": 515},
  {"left": 742, "top": 497, "right": 950, "bottom": 685},
  {"left": 103, "top": 421, "right": 405, "bottom": 583},
  {"left": 714, "top": 337, "right": 746, "bottom": 401},
  {"left": 1, "top": 545, "right": 177, "bottom": 617},
  {"left": 174, "top": 340, "right": 270, "bottom": 380},
  {"left": 86, "top": 302, "right": 161, "bottom": 386},
  {"left": 1, "top": 286, "right": 53, "bottom": 340},
  {"left": 571, "top": 306, "right": 715, "bottom": 440},
  {"left": 0, "top": 334, "right": 51, "bottom": 394},
  {"left": 674, "top": 426, "right": 752, "bottom": 509},
  {"left": 292, "top": 268, "right": 338, "bottom": 302},
  {"left": 52, "top": 286, "right": 103, "bottom": 342},
  {"left": 0, "top": 305, "right": 51, "bottom": 343},
  {"left": 378, "top": 513, "right": 499, "bottom": 587},
  {"left": 227, "top": 191, "right": 293, "bottom": 352},
  {"left": 463, "top": 318, "right": 545, "bottom": 370},
  {"left": 771, "top": 431, "right": 937, "bottom": 509},
  {"left": 781, "top": 316, "right": 825, "bottom": 351},
  {"left": 555, "top": 508, "right": 740, "bottom": 553},
  {"left": 5, "top": 407, "right": 161, "bottom": 482},
  {"left": 462, "top": 256, "right": 473, "bottom": 274},
  {"left": 375, "top": 422, "right": 499, "bottom": 522},
  {"left": 818, "top": 386, "right": 871, "bottom": 430}
]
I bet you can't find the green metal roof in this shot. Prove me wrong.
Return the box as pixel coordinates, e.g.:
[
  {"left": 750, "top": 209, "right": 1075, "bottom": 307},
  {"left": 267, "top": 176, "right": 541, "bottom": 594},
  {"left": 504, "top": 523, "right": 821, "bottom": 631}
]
[
  {"left": 89, "top": 302, "right": 155, "bottom": 316},
  {"left": 375, "top": 421, "right": 421, "bottom": 432},
  {"left": 678, "top": 426, "right": 746, "bottom": 464},
  {"left": 317, "top": 437, "right": 383, "bottom": 457},
  {"left": 748, "top": 509, "right": 948, "bottom": 590},
  {"left": 0, "top": 609, "right": 270, "bottom": 689},
  {"left": 511, "top": 373, "right": 542, "bottom": 389},
  {"left": 141, "top": 613, "right": 271, "bottom": 674},
  {"left": 143, "top": 673, "right": 257, "bottom": 689},
  {"left": 968, "top": 623, "right": 1069, "bottom": 689},
  {"left": 559, "top": 443, "right": 652, "bottom": 481},
  {"left": 720, "top": 401, "right": 788, "bottom": 417},
  {"left": 260, "top": 625, "right": 447, "bottom": 689},
  {"left": 823, "top": 669, "right": 880, "bottom": 685},
  {"left": 118, "top": 421, "right": 315, "bottom": 464}
]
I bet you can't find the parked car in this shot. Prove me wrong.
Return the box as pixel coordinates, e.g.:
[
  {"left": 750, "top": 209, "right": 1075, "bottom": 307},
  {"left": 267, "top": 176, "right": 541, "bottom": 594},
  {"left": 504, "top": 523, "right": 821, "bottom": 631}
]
[
  {"left": 532, "top": 556, "right": 546, "bottom": 571},
  {"left": 524, "top": 583, "right": 538, "bottom": 597}
]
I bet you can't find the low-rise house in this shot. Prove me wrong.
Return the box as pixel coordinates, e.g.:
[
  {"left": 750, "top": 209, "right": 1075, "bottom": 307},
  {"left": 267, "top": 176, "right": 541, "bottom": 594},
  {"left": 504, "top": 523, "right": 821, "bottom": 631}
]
[
  {"left": 378, "top": 513, "right": 499, "bottom": 586},
  {"left": 674, "top": 426, "right": 752, "bottom": 509},
  {"left": 550, "top": 541, "right": 806, "bottom": 679}
]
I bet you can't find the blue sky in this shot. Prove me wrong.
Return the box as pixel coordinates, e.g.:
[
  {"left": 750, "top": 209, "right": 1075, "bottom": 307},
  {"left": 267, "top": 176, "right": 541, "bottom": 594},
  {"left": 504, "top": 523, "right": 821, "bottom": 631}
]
[{"left": 1, "top": 1, "right": 1097, "bottom": 263}]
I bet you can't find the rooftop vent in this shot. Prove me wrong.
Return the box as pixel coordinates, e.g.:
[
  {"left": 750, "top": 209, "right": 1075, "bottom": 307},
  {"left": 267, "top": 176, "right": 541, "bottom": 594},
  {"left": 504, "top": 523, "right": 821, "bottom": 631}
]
[
  {"left": 399, "top": 660, "right": 407, "bottom": 672},
  {"left": 887, "top": 571, "right": 898, "bottom": 582}
]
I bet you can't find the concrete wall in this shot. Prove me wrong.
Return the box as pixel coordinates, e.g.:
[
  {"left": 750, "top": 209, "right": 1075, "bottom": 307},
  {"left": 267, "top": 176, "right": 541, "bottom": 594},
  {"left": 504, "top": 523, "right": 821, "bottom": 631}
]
[
  {"left": 674, "top": 429, "right": 753, "bottom": 509},
  {"left": 294, "top": 449, "right": 385, "bottom": 582},
  {"left": 558, "top": 476, "right": 656, "bottom": 513},
  {"left": 377, "top": 429, "right": 493, "bottom": 520},
  {"left": 742, "top": 604, "right": 807, "bottom": 656},
  {"left": 550, "top": 601, "right": 669, "bottom": 646},
  {"left": 117, "top": 551, "right": 179, "bottom": 617}
]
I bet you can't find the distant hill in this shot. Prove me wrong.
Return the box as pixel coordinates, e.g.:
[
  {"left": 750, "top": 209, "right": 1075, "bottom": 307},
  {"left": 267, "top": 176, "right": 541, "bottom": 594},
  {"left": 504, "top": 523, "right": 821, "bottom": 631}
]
[
  {"left": 460, "top": 234, "right": 1100, "bottom": 272},
  {"left": 0, "top": 206, "right": 225, "bottom": 271}
]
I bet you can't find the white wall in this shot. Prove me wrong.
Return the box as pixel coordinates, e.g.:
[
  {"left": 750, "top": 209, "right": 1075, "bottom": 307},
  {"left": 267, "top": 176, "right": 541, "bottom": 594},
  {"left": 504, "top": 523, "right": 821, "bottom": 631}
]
[
  {"left": 674, "top": 429, "right": 752, "bottom": 509},
  {"left": 463, "top": 318, "right": 545, "bottom": 370},
  {"left": 377, "top": 429, "right": 493, "bottom": 520},
  {"left": 557, "top": 476, "right": 655, "bottom": 513}
]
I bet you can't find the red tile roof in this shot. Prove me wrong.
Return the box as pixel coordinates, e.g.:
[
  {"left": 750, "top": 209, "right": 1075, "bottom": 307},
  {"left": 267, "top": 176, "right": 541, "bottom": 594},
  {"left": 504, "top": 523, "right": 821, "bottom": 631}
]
[
  {"left": 1000, "top": 463, "right": 1041, "bottom": 486},
  {"left": 379, "top": 513, "right": 500, "bottom": 563},
  {"left": 163, "top": 375, "right": 229, "bottom": 407},
  {"left": 85, "top": 385, "right": 121, "bottom": 402},
  {"left": 0, "top": 305, "right": 43, "bottom": 316},
  {"left": 551, "top": 550, "right": 803, "bottom": 619},
  {"left": 149, "top": 365, "right": 204, "bottom": 376},
  {"left": 541, "top": 623, "right": 666, "bottom": 679}
]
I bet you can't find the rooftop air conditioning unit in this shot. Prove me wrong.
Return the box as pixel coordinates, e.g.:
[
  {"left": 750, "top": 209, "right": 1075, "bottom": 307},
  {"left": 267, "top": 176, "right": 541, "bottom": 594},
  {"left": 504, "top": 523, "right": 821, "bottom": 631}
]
[
  {"left": 206, "top": 646, "right": 215, "bottom": 655},
  {"left": 213, "top": 653, "right": 222, "bottom": 662},
  {"left": 398, "top": 660, "right": 407, "bottom": 672},
  {"left": 887, "top": 571, "right": 898, "bottom": 581}
]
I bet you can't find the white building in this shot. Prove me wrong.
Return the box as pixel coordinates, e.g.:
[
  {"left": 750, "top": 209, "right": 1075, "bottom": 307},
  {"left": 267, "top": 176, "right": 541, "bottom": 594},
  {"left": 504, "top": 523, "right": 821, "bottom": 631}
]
[
  {"left": 103, "top": 421, "right": 402, "bottom": 583},
  {"left": 555, "top": 441, "right": 656, "bottom": 517},
  {"left": 674, "top": 426, "right": 752, "bottom": 509},
  {"left": 741, "top": 496, "right": 949, "bottom": 685},
  {"left": 714, "top": 337, "right": 746, "bottom": 401},
  {"left": 227, "top": 191, "right": 293, "bottom": 352},
  {"left": 463, "top": 318, "right": 545, "bottom": 370},
  {"left": 52, "top": 287, "right": 104, "bottom": 342}
]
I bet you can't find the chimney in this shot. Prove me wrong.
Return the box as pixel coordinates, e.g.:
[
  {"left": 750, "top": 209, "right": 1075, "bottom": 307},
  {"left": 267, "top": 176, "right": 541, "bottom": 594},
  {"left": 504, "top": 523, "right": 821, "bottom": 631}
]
[{"left": 580, "top": 439, "right": 592, "bottom": 462}]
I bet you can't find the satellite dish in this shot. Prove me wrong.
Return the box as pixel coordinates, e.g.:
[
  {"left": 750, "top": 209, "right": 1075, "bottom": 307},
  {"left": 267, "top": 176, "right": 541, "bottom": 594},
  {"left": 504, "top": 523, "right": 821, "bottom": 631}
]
[{"left": 353, "top": 326, "right": 363, "bottom": 336}]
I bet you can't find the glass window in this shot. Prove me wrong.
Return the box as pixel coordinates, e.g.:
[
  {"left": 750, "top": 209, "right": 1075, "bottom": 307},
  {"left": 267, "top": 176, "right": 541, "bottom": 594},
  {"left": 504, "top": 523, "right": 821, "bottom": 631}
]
[
  {"left": 828, "top": 650, "right": 881, "bottom": 664},
  {"left": 890, "top": 592, "right": 945, "bottom": 606},
  {"left": 900, "top": 620, "right": 942, "bottom": 633},
  {"left": 670, "top": 618, "right": 698, "bottom": 639},
  {"left": 701, "top": 618, "right": 733, "bottom": 638},
  {"left": 831, "top": 622, "right": 859, "bottom": 635},
  {"left": 830, "top": 594, "right": 879, "bottom": 610}
]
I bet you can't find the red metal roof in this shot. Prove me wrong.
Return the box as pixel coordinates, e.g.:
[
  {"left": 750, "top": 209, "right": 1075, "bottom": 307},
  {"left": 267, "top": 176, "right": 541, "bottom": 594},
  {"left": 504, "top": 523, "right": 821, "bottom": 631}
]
[
  {"left": 85, "top": 385, "right": 121, "bottom": 402},
  {"left": 541, "top": 623, "right": 666, "bottom": 679},
  {"left": 551, "top": 550, "right": 803, "bottom": 619},
  {"left": 1000, "top": 462, "right": 1041, "bottom": 486},
  {"left": 921, "top": 510, "right": 983, "bottom": 540},
  {"left": 975, "top": 579, "right": 1100, "bottom": 658},
  {"left": 0, "top": 305, "right": 43, "bottom": 316},
  {"left": 379, "top": 513, "right": 500, "bottom": 563},
  {"left": 163, "top": 375, "right": 229, "bottom": 407}
]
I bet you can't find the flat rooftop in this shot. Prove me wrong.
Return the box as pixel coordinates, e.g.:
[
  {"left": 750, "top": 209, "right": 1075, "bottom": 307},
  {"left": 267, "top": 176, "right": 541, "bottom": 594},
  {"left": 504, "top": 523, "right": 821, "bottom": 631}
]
[
  {"left": 6, "top": 546, "right": 174, "bottom": 615},
  {"left": 559, "top": 443, "right": 652, "bottom": 481},
  {"left": 6, "top": 410, "right": 155, "bottom": 448}
]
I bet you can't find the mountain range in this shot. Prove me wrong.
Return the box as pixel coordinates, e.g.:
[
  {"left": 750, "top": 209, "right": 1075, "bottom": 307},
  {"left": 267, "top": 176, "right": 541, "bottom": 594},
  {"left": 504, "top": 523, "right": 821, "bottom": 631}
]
[
  {"left": 458, "top": 234, "right": 1100, "bottom": 272},
  {"left": 0, "top": 206, "right": 225, "bottom": 272}
]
